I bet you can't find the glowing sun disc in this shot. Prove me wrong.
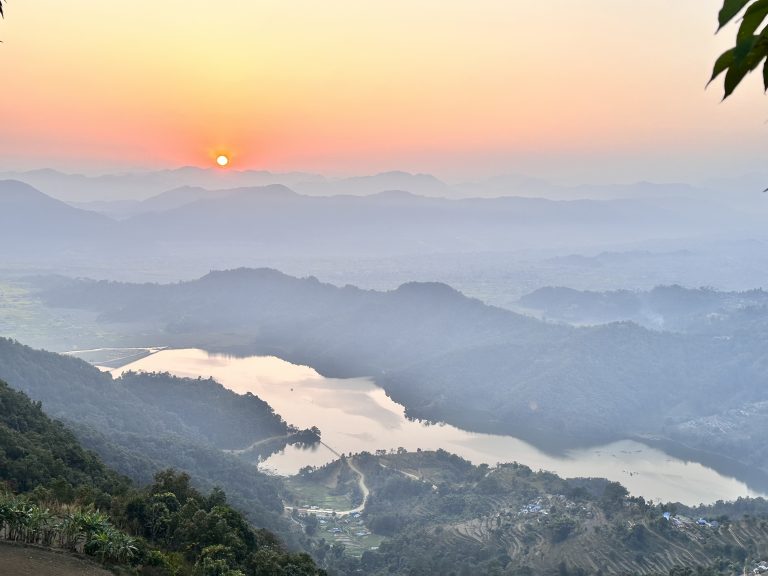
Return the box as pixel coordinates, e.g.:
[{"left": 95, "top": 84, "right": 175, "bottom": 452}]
[{"left": 216, "top": 155, "right": 230, "bottom": 167}]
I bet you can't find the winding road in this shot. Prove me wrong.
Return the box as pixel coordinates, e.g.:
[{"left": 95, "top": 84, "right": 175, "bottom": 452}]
[{"left": 285, "top": 443, "right": 370, "bottom": 516}]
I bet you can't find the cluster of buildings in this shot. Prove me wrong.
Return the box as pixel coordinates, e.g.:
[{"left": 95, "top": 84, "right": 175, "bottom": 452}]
[{"left": 662, "top": 512, "right": 719, "bottom": 529}]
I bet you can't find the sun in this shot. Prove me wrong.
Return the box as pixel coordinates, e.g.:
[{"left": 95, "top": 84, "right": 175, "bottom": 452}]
[{"left": 216, "top": 154, "right": 230, "bottom": 167}]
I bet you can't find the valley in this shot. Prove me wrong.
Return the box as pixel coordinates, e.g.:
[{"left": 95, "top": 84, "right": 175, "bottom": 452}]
[{"left": 4, "top": 1, "right": 768, "bottom": 573}]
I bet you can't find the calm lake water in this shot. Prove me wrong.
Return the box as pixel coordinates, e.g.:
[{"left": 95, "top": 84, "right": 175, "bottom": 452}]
[{"left": 110, "top": 348, "right": 765, "bottom": 505}]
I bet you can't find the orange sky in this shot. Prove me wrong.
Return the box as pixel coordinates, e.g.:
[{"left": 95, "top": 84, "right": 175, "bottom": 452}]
[{"left": 0, "top": 0, "right": 765, "bottom": 182}]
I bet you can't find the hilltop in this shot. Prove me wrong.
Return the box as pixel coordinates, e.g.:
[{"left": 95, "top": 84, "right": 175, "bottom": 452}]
[{"left": 0, "top": 377, "right": 324, "bottom": 575}]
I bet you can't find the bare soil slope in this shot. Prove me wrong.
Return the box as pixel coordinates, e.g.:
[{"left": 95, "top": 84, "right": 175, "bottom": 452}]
[{"left": 0, "top": 543, "right": 112, "bottom": 576}]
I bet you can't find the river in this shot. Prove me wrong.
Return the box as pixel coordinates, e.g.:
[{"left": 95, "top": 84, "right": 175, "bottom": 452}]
[{"left": 109, "top": 348, "right": 765, "bottom": 505}]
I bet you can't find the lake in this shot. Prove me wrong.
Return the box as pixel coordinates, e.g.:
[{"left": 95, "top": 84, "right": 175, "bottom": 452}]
[{"left": 110, "top": 348, "right": 765, "bottom": 505}]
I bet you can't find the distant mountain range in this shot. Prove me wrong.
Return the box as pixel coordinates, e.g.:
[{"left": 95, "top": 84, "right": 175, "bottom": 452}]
[
  {"left": 1, "top": 178, "right": 761, "bottom": 270},
  {"left": 0, "top": 167, "right": 451, "bottom": 204},
  {"left": 3, "top": 166, "right": 766, "bottom": 206}
]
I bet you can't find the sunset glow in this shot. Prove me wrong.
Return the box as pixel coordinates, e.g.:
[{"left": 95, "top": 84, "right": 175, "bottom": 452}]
[
  {"left": 216, "top": 155, "right": 230, "bottom": 168},
  {"left": 0, "top": 0, "right": 764, "bottom": 181}
]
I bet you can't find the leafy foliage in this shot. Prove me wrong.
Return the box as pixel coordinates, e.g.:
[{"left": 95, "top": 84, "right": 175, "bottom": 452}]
[
  {"left": 0, "top": 494, "right": 138, "bottom": 564},
  {"left": 711, "top": 0, "right": 768, "bottom": 98},
  {"left": 0, "top": 378, "right": 130, "bottom": 503},
  {"left": 118, "top": 370, "right": 292, "bottom": 450},
  {"left": 0, "top": 474, "right": 326, "bottom": 575},
  {"left": 0, "top": 375, "right": 325, "bottom": 574},
  {"left": 116, "top": 470, "right": 325, "bottom": 575}
]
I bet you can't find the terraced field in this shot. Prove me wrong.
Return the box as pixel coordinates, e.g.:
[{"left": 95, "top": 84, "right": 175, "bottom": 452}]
[
  {"left": 351, "top": 452, "right": 768, "bottom": 575},
  {"left": 437, "top": 485, "right": 768, "bottom": 574}
]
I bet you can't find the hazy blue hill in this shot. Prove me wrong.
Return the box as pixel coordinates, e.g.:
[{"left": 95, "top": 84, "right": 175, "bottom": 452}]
[
  {"left": 126, "top": 184, "right": 304, "bottom": 243},
  {"left": 34, "top": 269, "right": 768, "bottom": 462},
  {"left": 293, "top": 170, "right": 452, "bottom": 197},
  {"left": 0, "top": 180, "right": 114, "bottom": 240},
  {"left": 137, "top": 185, "right": 216, "bottom": 213},
  {"left": 519, "top": 284, "right": 768, "bottom": 332},
  {"left": 456, "top": 174, "right": 717, "bottom": 201},
  {"left": 0, "top": 167, "right": 324, "bottom": 203},
  {"left": 119, "top": 184, "right": 719, "bottom": 256},
  {"left": 0, "top": 179, "right": 761, "bottom": 279},
  {"left": 0, "top": 180, "right": 148, "bottom": 270}
]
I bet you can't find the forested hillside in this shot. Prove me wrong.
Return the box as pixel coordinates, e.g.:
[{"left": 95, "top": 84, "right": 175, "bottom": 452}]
[
  {"left": 0, "top": 337, "right": 310, "bottom": 538},
  {"left": 0, "top": 378, "right": 129, "bottom": 499},
  {"left": 0, "top": 377, "right": 324, "bottom": 575}
]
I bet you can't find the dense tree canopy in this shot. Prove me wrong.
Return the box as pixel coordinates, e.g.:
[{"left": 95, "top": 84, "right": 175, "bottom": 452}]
[
  {"left": 0, "top": 376, "right": 326, "bottom": 575},
  {"left": 711, "top": 0, "right": 768, "bottom": 98}
]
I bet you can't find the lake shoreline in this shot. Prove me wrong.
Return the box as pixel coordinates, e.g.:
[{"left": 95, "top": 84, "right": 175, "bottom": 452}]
[{"left": 104, "top": 347, "right": 765, "bottom": 505}]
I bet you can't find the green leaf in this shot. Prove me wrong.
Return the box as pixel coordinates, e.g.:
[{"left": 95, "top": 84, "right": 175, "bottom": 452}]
[
  {"left": 719, "top": 0, "right": 753, "bottom": 29},
  {"left": 724, "top": 60, "right": 751, "bottom": 98},
  {"left": 734, "top": 33, "right": 758, "bottom": 61},
  {"left": 737, "top": 0, "right": 768, "bottom": 40},
  {"left": 764, "top": 57, "right": 768, "bottom": 90},
  {"left": 722, "top": 35, "right": 766, "bottom": 98},
  {"left": 709, "top": 48, "right": 736, "bottom": 85}
]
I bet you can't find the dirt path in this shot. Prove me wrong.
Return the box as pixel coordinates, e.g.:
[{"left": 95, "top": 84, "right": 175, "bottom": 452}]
[
  {"left": 285, "top": 456, "right": 370, "bottom": 517},
  {"left": 0, "top": 542, "right": 111, "bottom": 576},
  {"left": 345, "top": 457, "right": 370, "bottom": 514},
  {"left": 379, "top": 462, "right": 438, "bottom": 490}
]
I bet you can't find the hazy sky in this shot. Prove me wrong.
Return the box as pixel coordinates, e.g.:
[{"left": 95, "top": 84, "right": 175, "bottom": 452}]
[{"left": 0, "top": 1, "right": 765, "bottom": 182}]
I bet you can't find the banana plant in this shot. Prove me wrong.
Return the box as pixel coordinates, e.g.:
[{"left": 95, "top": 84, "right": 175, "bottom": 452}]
[
  {"left": 58, "top": 511, "right": 86, "bottom": 551},
  {"left": 86, "top": 525, "right": 139, "bottom": 565},
  {"left": 26, "top": 506, "right": 54, "bottom": 545},
  {"left": 7, "top": 498, "right": 34, "bottom": 542}
]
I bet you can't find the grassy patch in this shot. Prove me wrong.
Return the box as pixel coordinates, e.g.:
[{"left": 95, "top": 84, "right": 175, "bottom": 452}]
[
  {"left": 0, "top": 280, "right": 115, "bottom": 351},
  {"left": 284, "top": 476, "right": 355, "bottom": 511}
]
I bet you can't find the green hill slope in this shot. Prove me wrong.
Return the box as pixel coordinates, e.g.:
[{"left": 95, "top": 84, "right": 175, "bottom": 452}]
[
  {"left": 0, "top": 376, "right": 325, "bottom": 575},
  {"left": 0, "top": 337, "right": 301, "bottom": 538},
  {"left": 0, "top": 377, "right": 129, "bottom": 501}
]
